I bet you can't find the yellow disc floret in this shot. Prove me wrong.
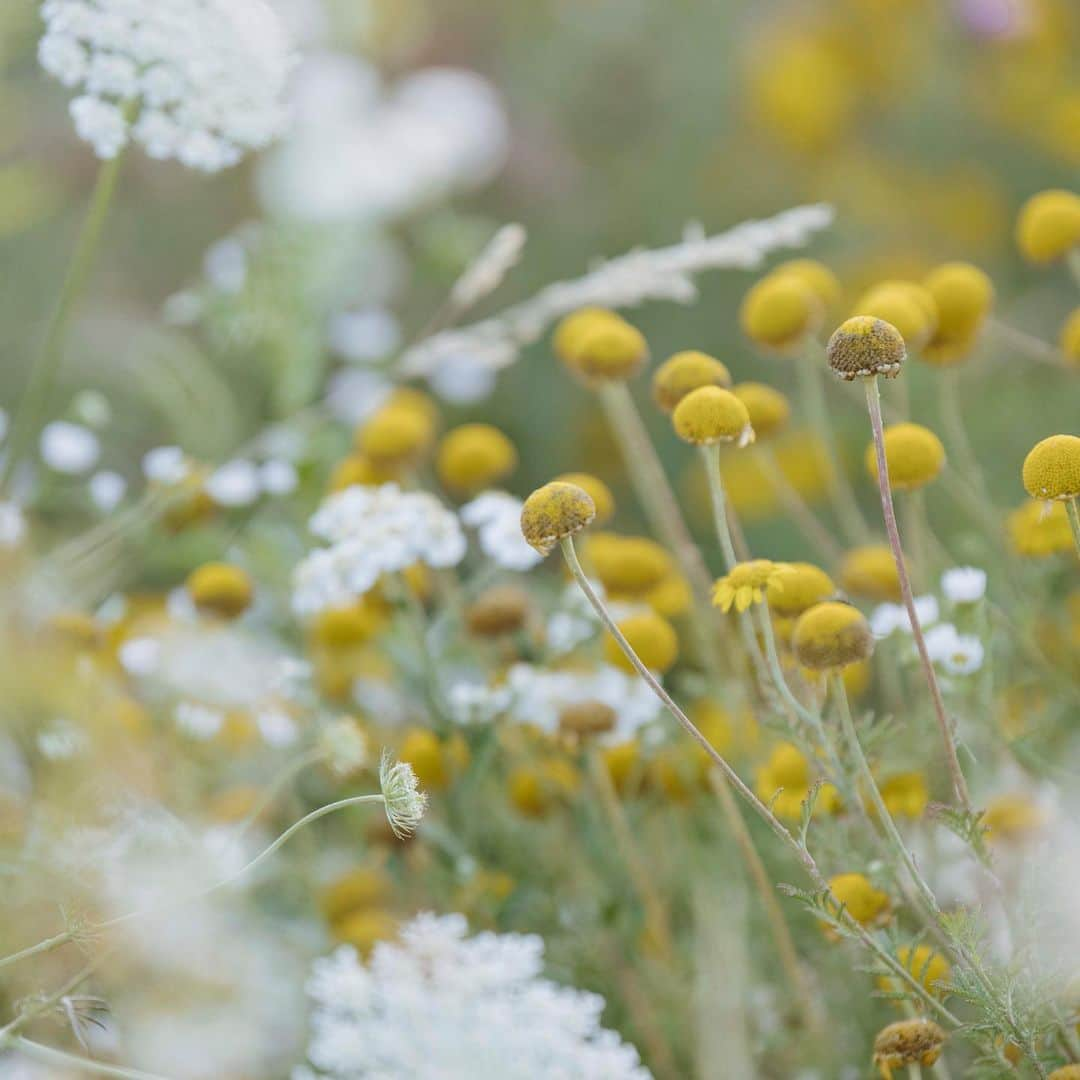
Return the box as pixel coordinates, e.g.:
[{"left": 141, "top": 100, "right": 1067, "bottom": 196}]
[
  {"left": 520, "top": 481, "right": 596, "bottom": 556},
  {"left": 754, "top": 741, "right": 840, "bottom": 821},
  {"left": 732, "top": 382, "right": 791, "bottom": 440},
  {"left": 554, "top": 472, "right": 615, "bottom": 526},
  {"left": 1022, "top": 434, "right": 1080, "bottom": 501},
  {"left": 766, "top": 562, "right": 834, "bottom": 617},
  {"left": 922, "top": 262, "right": 994, "bottom": 343},
  {"left": 436, "top": 423, "right": 518, "bottom": 495},
  {"left": 873, "top": 1019, "right": 947, "bottom": 1079},
  {"left": 840, "top": 544, "right": 902, "bottom": 602},
  {"left": 570, "top": 318, "right": 649, "bottom": 382},
  {"left": 552, "top": 307, "right": 623, "bottom": 365},
  {"left": 1016, "top": 189, "right": 1080, "bottom": 263},
  {"left": 826, "top": 316, "right": 906, "bottom": 380},
  {"left": 740, "top": 274, "right": 822, "bottom": 352},
  {"left": 773, "top": 258, "right": 842, "bottom": 310},
  {"left": 1007, "top": 499, "right": 1075, "bottom": 557},
  {"left": 651, "top": 351, "right": 733, "bottom": 413},
  {"left": 604, "top": 611, "right": 679, "bottom": 674},
  {"left": 356, "top": 404, "right": 435, "bottom": 469},
  {"left": 881, "top": 944, "right": 951, "bottom": 999},
  {"left": 713, "top": 559, "right": 787, "bottom": 613},
  {"left": 672, "top": 386, "right": 754, "bottom": 447},
  {"left": 865, "top": 423, "right": 946, "bottom": 491},
  {"left": 853, "top": 283, "right": 937, "bottom": 351},
  {"left": 827, "top": 872, "right": 891, "bottom": 927},
  {"left": 792, "top": 601, "right": 874, "bottom": 670},
  {"left": 584, "top": 532, "right": 672, "bottom": 596},
  {"left": 186, "top": 562, "right": 254, "bottom": 619}
]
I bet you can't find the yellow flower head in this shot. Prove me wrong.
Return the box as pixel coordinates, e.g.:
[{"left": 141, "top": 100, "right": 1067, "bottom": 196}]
[
  {"left": 882, "top": 944, "right": 951, "bottom": 999},
  {"left": 827, "top": 872, "right": 891, "bottom": 927},
  {"left": 766, "top": 561, "right": 834, "bottom": 617},
  {"left": 584, "top": 532, "right": 672, "bottom": 596},
  {"left": 356, "top": 404, "right": 435, "bottom": 469},
  {"left": 558, "top": 701, "right": 618, "bottom": 740},
  {"left": 740, "top": 273, "right": 822, "bottom": 352},
  {"left": 329, "top": 453, "right": 398, "bottom": 492},
  {"left": 840, "top": 544, "right": 902, "bottom": 602},
  {"left": 713, "top": 559, "right": 786, "bottom": 613},
  {"left": 873, "top": 1019, "right": 947, "bottom": 1079},
  {"left": 773, "top": 258, "right": 842, "bottom": 310},
  {"left": 604, "top": 611, "right": 679, "bottom": 674},
  {"left": 672, "top": 386, "right": 754, "bottom": 447},
  {"left": 826, "top": 316, "right": 906, "bottom": 380},
  {"left": 1016, "top": 189, "right": 1080, "bottom": 263},
  {"left": 1048, "top": 1067, "right": 1080, "bottom": 1080},
  {"left": 1060, "top": 308, "right": 1080, "bottom": 366},
  {"left": 646, "top": 571, "right": 692, "bottom": 618},
  {"left": 983, "top": 793, "right": 1047, "bottom": 843},
  {"left": 333, "top": 909, "right": 399, "bottom": 957},
  {"left": 552, "top": 307, "right": 623, "bottom": 364},
  {"left": 865, "top": 422, "right": 945, "bottom": 491},
  {"left": 879, "top": 772, "right": 929, "bottom": 820},
  {"left": 919, "top": 332, "right": 979, "bottom": 368},
  {"left": 320, "top": 865, "right": 393, "bottom": 923},
  {"left": 508, "top": 757, "right": 581, "bottom": 817},
  {"left": 651, "top": 350, "right": 733, "bottom": 413},
  {"left": 465, "top": 584, "right": 531, "bottom": 638},
  {"left": 436, "top": 423, "right": 518, "bottom": 495},
  {"left": 1022, "top": 434, "right": 1080, "bottom": 501},
  {"left": 186, "top": 562, "right": 254, "bottom": 619},
  {"left": 792, "top": 601, "right": 874, "bottom": 671},
  {"left": 399, "top": 729, "right": 468, "bottom": 792},
  {"left": 732, "top": 382, "right": 791, "bottom": 441},
  {"left": 1007, "top": 499, "right": 1075, "bottom": 557},
  {"left": 754, "top": 741, "right": 839, "bottom": 821},
  {"left": 922, "top": 261, "right": 994, "bottom": 344},
  {"left": 569, "top": 318, "right": 649, "bottom": 383},
  {"left": 309, "top": 597, "right": 386, "bottom": 649},
  {"left": 853, "top": 283, "right": 938, "bottom": 351},
  {"left": 520, "top": 481, "right": 596, "bottom": 556},
  {"left": 554, "top": 472, "right": 615, "bottom": 526},
  {"left": 602, "top": 739, "right": 642, "bottom": 795}
]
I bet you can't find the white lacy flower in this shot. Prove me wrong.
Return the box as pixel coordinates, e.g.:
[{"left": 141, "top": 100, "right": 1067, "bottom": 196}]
[
  {"left": 40, "top": 420, "right": 100, "bottom": 474},
  {"left": 870, "top": 595, "right": 939, "bottom": 639},
  {"left": 941, "top": 566, "right": 987, "bottom": 605},
  {"left": 502, "top": 663, "right": 662, "bottom": 744},
  {"left": 460, "top": 491, "right": 543, "bottom": 572},
  {"left": 39, "top": 0, "right": 295, "bottom": 170},
  {"left": 293, "top": 484, "right": 466, "bottom": 615},
  {"left": 0, "top": 502, "right": 27, "bottom": 548},
  {"left": 37, "top": 721, "right": 88, "bottom": 760},
  {"left": 925, "top": 623, "right": 985, "bottom": 675},
  {"left": 378, "top": 750, "right": 427, "bottom": 839},
  {"left": 427, "top": 352, "right": 498, "bottom": 405},
  {"left": 296, "top": 913, "right": 650, "bottom": 1080},
  {"left": 319, "top": 717, "right": 369, "bottom": 777},
  {"left": 89, "top": 469, "right": 127, "bottom": 511}
]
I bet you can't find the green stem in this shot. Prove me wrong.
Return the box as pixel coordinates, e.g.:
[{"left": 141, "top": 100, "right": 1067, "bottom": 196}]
[
  {"left": 1, "top": 151, "right": 126, "bottom": 493},
  {"left": 0, "top": 1037, "right": 169, "bottom": 1080},
  {"left": 0, "top": 928, "right": 76, "bottom": 972},
  {"left": 1067, "top": 498, "right": 1080, "bottom": 560},
  {"left": 1068, "top": 249, "right": 1080, "bottom": 293},
  {"left": 938, "top": 368, "right": 990, "bottom": 503},
  {"left": 236, "top": 746, "right": 326, "bottom": 837}
]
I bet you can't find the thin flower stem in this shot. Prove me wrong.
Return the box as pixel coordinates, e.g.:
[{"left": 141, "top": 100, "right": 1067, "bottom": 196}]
[
  {"left": 1067, "top": 498, "right": 1080, "bottom": 559},
  {"left": 0, "top": 150, "right": 126, "bottom": 494},
  {"left": 938, "top": 368, "right": 991, "bottom": 503},
  {"left": 863, "top": 376, "right": 972, "bottom": 813},
  {"left": 0, "top": 1037, "right": 170, "bottom": 1080},
  {"left": 797, "top": 344, "right": 871, "bottom": 544},
  {"left": 560, "top": 533, "right": 962, "bottom": 1029},
  {"left": 901, "top": 490, "right": 930, "bottom": 591},
  {"left": 756, "top": 446, "right": 843, "bottom": 564},
  {"left": 1068, "top": 249, "right": 1080, "bottom": 293},
  {"left": 236, "top": 746, "right": 327, "bottom": 837},
  {"left": 0, "top": 928, "right": 77, "bottom": 972},
  {"left": 986, "top": 318, "right": 1066, "bottom": 367}
]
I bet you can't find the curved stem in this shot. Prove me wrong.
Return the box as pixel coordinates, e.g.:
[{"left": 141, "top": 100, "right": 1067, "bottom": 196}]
[
  {"left": 236, "top": 747, "right": 327, "bottom": 837},
  {"left": 1, "top": 151, "right": 126, "bottom": 493},
  {"left": 863, "top": 376, "right": 972, "bottom": 813},
  {"left": 0, "top": 1038, "right": 170, "bottom": 1080},
  {"left": 0, "top": 928, "right": 76, "bottom": 973},
  {"left": 1067, "top": 498, "right": 1080, "bottom": 559},
  {"left": 938, "top": 368, "right": 990, "bottom": 503}
]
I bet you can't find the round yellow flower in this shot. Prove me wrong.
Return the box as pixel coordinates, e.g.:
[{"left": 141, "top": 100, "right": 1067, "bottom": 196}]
[
  {"left": 827, "top": 872, "right": 891, "bottom": 927},
  {"left": 852, "top": 283, "right": 937, "bottom": 350},
  {"left": 840, "top": 544, "right": 902, "bottom": 602},
  {"left": 773, "top": 258, "right": 842, "bottom": 310},
  {"left": 604, "top": 611, "right": 679, "bottom": 674},
  {"left": 399, "top": 729, "right": 468, "bottom": 792},
  {"left": 1060, "top": 308, "right": 1080, "bottom": 366},
  {"left": 878, "top": 772, "right": 929, "bottom": 820},
  {"left": 826, "top": 316, "right": 906, "bottom": 381},
  {"left": 754, "top": 742, "right": 840, "bottom": 821},
  {"left": 554, "top": 472, "right": 615, "bottom": 525},
  {"left": 552, "top": 307, "right": 623, "bottom": 365},
  {"left": 1048, "top": 1066, "right": 1080, "bottom": 1080},
  {"left": 570, "top": 318, "right": 649, "bottom": 382},
  {"left": 740, "top": 273, "right": 822, "bottom": 352},
  {"left": 520, "top": 481, "right": 596, "bottom": 556},
  {"left": 602, "top": 739, "right": 642, "bottom": 795},
  {"left": 880, "top": 944, "right": 951, "bottom": 999},
  {"left": 672, "top": 386, "right": 754, "bottom": 447},
  {"left": 436, "top": 423, "right": 517, "bottom": 495},
  {"left": 732, "top": 382, "right": 790, "bottom": 440},
  {"left": 766, "top": 562, "right": 834, "bottom": 617},
  {"left": 645, "top": 572, "right": 692, "bottom": 618},
  {"left": 186, "top": 562, "right": 253, "bottom": 619},
  {"left": 583, "top": 532, "right": 672, "bottom": 596},
  {"left": 983, "top": 793, "right": 1046, "bottom": 843},
  {"left": 713, "top": 559, "right": 786, "bottom": 613},
  {"left": 1007, "top": 499, "right": 1075, "bottom": 557},
  {"left": 329, "top": 453, "right": 398, "bottom": 492},
  {"left": 465, "top": 584, "right": 531, "bottom": 638},
  {"left": 922, "top": 261, "right": 994, "bottom": 343},
  {"left": 865, "top": 422, "right": 945, "bottom": 491},
  {"left": 356, "top": 404, "right": 435, "bottom": 469},
  {"left": 873, "top": 1019, "right": 946, "bottom": 1078},
  {"left": 1015, "top": 189, "right": 1080, "bottom": 263},
  {"left": 508, "top": 758, "right": 580, "bottom": 817},
  {"left": 1022, "top": 434, "right": 1080, "bottom": 501},
  {"left": 558, "top": 701, "right": 618, "bottom": 740},
  {"left": 320, "top": 865, "right": 393, "bottom": 923},
  {"left": 792, "top": 601, "right": 874, "bottom": 671},
  {"left": 309, "top": 598, "right": 386, "bottom": 649},
  {"left": 333, "top": 909, "right": 398, "bottom": 957},
  {"left": 651, "top": 350, "right": 733, "bottom": 413}
]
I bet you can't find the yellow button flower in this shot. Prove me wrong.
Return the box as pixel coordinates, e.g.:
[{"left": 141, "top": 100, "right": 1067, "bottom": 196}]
[
  {"left": 520, "top": 481, "right": 596, "bottom": 556},
  {"left": 436, "top": 423, "right": 518, "bottom": 495},
  {"left": 554, "top": 472, "right": 615, "bottom": 525},
  {"left": 792, "top": 601, "right": 874, "bottom": 671},
  {"left": 672, "top": 386, "right": 754, "bottom": 447},
  {"left": 651, "top": 350, "right": 732, "bottom": 413},
  {"left": 853, "top": 282, "right": 938, "bottom": 350},
  {"left": 732, "top": 382, "right": 791, "bottom": 440},
  {"left": 186, "top": 562, "right": 253, "bottom": 619},
  {"left": 826, "top": 316, "right": 906, "bottom": 381},
  {"left": 827, "top": 872, "right": 891, "bottom": 928},
  {"left": 1016, "top": 189, "right": 1080, "bottom": 263},
  {"left": 840, "top": 544, "right": 902, "bottom": 602},
  {"left": 864, "top": 422, "right": 945, "bottom": 491},
  {"left": 922, "top": 261, "right": 994, "bottom": 343},
  {"left": 740, "top": 273, "right": 822, "bottom": 352},
  {"left": 1022, "top": 434, "right": 1080, "bottom": 501},
  {"left": 873, "top": 1019, "right": 946, "bottom": 1079},
  {"left": 766, "top": 561, "right": 833, "bottom": 617},
  {"left": 603, "top": 610, "right": 679, "bottom": 674},
  {"left": 1007, "top": 499, "right": 1075, "bottom": 557}
]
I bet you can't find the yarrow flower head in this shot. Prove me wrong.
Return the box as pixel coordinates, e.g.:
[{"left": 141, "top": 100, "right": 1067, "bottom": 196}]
[
  {"left": 292, "top": 484, "right": 466, "bottom": 615},
  {"left": 39, "top": 0, "right": 295, "bottom": 170},
  {"left": 296, "top": 912, "right": 651, "bottom": 1079},
  {"left": 378, "top": 749, "right": 427, "bottom": 839}
]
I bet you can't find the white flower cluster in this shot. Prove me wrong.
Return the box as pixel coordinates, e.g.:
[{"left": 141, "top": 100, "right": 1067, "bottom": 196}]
[
  {"left": 295, "top": 913, "right": 651, "bottom": 1080},
  {"left": 870, "top": 594, "right": 939, "bottom": 639},
  {"left": 292, "top": 484, "right": 466, "bottom": 616},
  {"left": 925, "top": 623, "right": 985, "bottom": 676},
  {"left": 460, "top": 491, "right": 543, "bottom": 571},
  {"left": 39, "top": 0, "right": 294, "bottom": 170}
]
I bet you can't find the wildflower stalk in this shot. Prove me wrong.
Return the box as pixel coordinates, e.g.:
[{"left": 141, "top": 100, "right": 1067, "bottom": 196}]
[
  {"left": 938, "top": 368, "right": 991, "bottom": 503},
  {"left": 0, "top": 927, "right": 79, "bottom": 972},
  {"left": 901, "top": 490, "right": 931, "bottom": 590},
  {"left": 559, "top": 533, "right": 963, "bottom": 1029},
  {"left": 986, "top": 319, "right": 1067, "bottom": 367},
  {"left": 236, "top": 746, "right": 328, "bottom": 837},
  {"left": 1066, "top": 497, "right": 1080, "bottom": 558},
  {"left": 863, "top": 376, "right": 972, "bottom": 813},
  {"left": 756, "top": 446, "right": 843, "bottom": 564},
  {"left": 797, "top": 342, "right": 871, "bottom": 544},
  {"left": 0, "top": 1038, "right": 170, "bottom": 1080},
  {"left": 0, "top": 150, "right": 126, "bottom": 494},
  {"left": 1068, "top": 249, "right": 1080, "bottom": 293}
]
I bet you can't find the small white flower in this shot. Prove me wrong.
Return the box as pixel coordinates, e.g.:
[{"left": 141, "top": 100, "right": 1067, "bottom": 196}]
[
  {"left": 40, "top": 420, "right": 100, "bottom": 474},
  {"left": 427, "top": 352, "right": 498, "bottom": 405},
  {"left": 118, "top": 636, "right": 161, "bottom": 677},
  {"left": 447, "top": 680, "right": 512, "bottom": 725},
  {"left": 460, "top": 490, "right": 543, "bottom": 572},
  {"left": 941, "top": 566, "right": 987, "bottom": 605},
  {"left": 259, "top": 459, "right": 298, "bottom": 496},
  {"left": 89, "top": 470, "right": 127, "bottom": 511},
  {"left": 38, "top": 721, "right": 88, "bottom": 761},
  {"left": 924, "top": 623, "right": 985, "bottom": 675},
  {"left": 327, "top": 308, "right": 401, "bottom": 361},
  {"left": 870, "top": 596, "right": 939, "bottom": 638},
  {"left": 0, "top": 502, "right": 27, "bottom": 548},
  {"left": 142, "top": 445, "right": 189, "bottom": 484},
  {"left": 206, "top": 459, "right": 261, "bottom": 507},
  {"left": 319, "top": 717, "right": 368, "bottom": 777},
  {"left": 204, "top": 238, "right": 249, "bottom": 293},
  {"left": 174, "top": 701, "right": 225, "bottom": 739},
  {"left": 378, "top": 749, "right": 427, "bottom": 839},
  {"left": 256, "top": 708, "right": 298, "bottom": 747}
]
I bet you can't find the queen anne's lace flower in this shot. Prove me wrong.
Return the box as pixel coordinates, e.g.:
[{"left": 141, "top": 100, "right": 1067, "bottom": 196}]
[
  {"left": 292, "top": 484, "right": 466, "bottom": 615},
  {"left": 39, "top": 0, "right": 295, "bottom": 171},
  {"left": 296, "top": 913, "right": 651, "bottom": 1080}
]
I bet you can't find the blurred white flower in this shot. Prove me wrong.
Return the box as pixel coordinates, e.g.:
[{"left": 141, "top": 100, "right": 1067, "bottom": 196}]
[
  {"left": 293, "top": 484, "right": 466, "bottom": 615},
  {"left": 259, "top": 458, "right": 298, "bottom": 496},
  {"left": 870, "top": 595, "right": 939, "bottom": 639},
  {"left": 206, "top": 459, "right": 261, "bottom": 507},
  {"left": 324, "top": 368, "right": 394, "bottom": 427},
  {"left": 40, "top": 420, "right": 100, "bottom": 474},
  {"left": 925, "top": 623, "right": 985, "bottom": 675},
  {"left": 204, "top": 237, "right": 249, "bottom": 293},
  {"left": 328, "top": 308, "right": 402, "bottom": 362},
  {"left": 119, "top": 635, "right": 161, "bottom": 677},
  {"left": 546, "top": 582, "right": 603, "bottom": 654},
  {"left": 297, "top": 912, "right": 650, "bottom": 1079},
  {"left": 39, "top": 0, "right": 295, "bottom": 170},
  {"left": 941, "top": 566, "right": 987, "bottom": 605},
  {"left": 0, "top": 502, "right": 27, "bottom": 548},
  {"left": 89, "top": 469, "right": 127, "bottom": 511},
  {"left": 319, "top": 717, "right": 369, "bottom": 776},
  {"left": 427, "top": 353, "right": 498, "bottom": 405},
  {"left": 175, "top": 701, "right": 225, "bottom": 739},
  {"left": 461, "top": 491, "right": 544, "bottom": 572},
  {"left": 142, "top": 445, "right": 189, "bottom": 484},
  {"left": 447, "top": 680, "right": 513, "bottom": 725},
  {"left": 37, "top": 720, "right": 88, "bottom": 760},
  {"left": 255, "top": 707, "right": 298, "bottom": 747}
]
